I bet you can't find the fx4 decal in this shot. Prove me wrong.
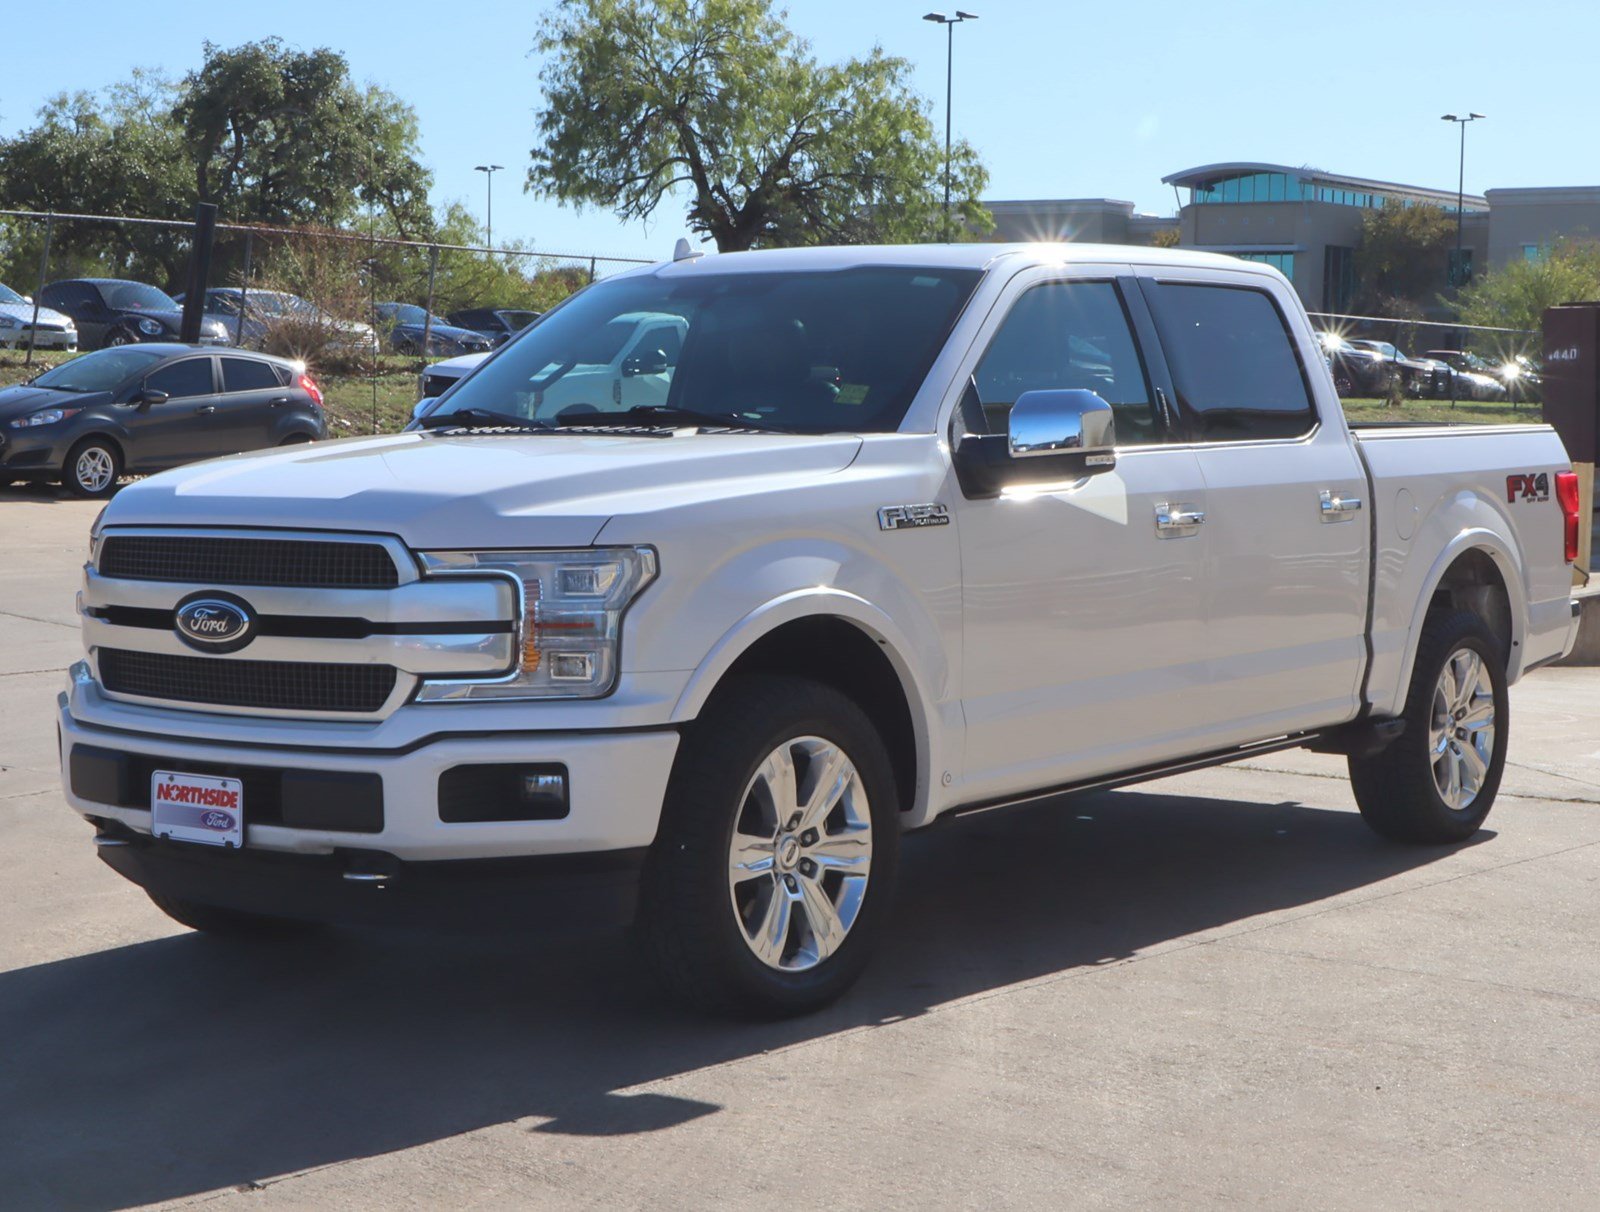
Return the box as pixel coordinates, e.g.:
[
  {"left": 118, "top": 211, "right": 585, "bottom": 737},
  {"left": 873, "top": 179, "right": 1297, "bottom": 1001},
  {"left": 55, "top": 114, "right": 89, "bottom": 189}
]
[{"left": 1506, "top": 472, "right": 1550, "bottom": 503}]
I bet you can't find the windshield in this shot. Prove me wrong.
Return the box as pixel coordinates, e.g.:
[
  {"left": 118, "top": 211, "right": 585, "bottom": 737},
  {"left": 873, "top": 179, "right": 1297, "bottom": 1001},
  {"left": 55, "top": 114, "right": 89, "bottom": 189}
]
[
  {"left": 100, "top": 281, "right": 178, "bottom": 312},
  {"left": 420, "top": 266, "right": 980, "bottom": 433},
  {"left": 0, "top": 283, "right": 25, "bottom": 306},
  {"left": 378, "top": 303, "right": 433, "bottom": 326},
  {"left": 31, "top": 348, "right": 164, "bottom": 392}
]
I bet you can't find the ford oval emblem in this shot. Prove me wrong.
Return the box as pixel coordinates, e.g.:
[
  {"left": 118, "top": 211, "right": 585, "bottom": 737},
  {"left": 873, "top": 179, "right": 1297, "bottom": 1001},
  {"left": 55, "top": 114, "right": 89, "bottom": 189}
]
[
  {"left": 200, "top": 809, "right": 236, "bottom": 831},
  {"left": 174, "top": 593, "right": 256, "bottom": 653}
]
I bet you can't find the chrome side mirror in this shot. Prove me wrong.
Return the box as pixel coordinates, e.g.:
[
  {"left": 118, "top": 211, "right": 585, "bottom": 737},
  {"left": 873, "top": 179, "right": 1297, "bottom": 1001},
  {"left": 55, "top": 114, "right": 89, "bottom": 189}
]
[{"left": 1008, "top": 389, "right": 1115, "bottom": 461}]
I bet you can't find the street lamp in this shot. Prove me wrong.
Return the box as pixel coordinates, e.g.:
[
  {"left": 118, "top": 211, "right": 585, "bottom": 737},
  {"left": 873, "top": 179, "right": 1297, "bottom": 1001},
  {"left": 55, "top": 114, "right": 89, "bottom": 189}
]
[
  {"left": 923, "top": 11, "right": 978, "bottom": 243},
  {"left": 474, "top": 164, "right": 505, "bottom": 251},
  {"left": 1440, "top": 114, "right": 1484, "bottom": 288}
]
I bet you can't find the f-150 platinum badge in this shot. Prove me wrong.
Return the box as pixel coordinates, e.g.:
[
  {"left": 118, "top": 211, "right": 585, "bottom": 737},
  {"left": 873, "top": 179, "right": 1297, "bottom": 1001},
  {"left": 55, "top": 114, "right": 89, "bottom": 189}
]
[{"left": 878, "top": 503, "right": 950, "bottom": 531}]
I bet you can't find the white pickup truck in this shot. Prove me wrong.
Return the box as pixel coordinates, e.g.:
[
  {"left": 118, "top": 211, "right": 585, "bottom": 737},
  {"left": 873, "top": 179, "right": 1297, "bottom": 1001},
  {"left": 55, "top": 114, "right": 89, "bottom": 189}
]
[{"left": 61, "top": 244, "right": 1581, "bottom": 1016}]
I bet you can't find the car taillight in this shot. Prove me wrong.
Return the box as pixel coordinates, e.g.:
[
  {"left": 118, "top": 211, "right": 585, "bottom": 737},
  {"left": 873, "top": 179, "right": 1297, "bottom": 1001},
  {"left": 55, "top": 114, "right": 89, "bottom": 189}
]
[
  {"left": 1556, "top": 470, "right": 1581, "bottom": 564},
  {"left": 298, "top": 373, "right": 324, "bottom": 408}
]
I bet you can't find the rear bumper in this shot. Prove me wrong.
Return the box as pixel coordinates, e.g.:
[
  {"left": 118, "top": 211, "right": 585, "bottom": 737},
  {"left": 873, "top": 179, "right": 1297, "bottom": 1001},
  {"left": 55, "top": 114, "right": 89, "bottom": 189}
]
[{"left": 91, "top": 824, "right": 647, "bottom": 932}]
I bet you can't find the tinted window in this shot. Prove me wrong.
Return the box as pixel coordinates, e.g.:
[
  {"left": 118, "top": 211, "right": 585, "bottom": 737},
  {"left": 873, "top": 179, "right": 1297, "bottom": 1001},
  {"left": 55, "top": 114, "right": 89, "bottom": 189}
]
[
  {"left": 971, "top": 281, "right": 1159, "bottom": 445},
  {"left": 1147, "top": 284, "right": 1313, "bottom": 440},
  {"left": 41, "top": 282, "right": 93, "bottom": 310},
  {"left": 32, "top": 348, "right": 164, "bottom": 392},
  {"left": 100, "top": 281, "right": 179, "bottom": 312},
  {"left": 428, "top": 267, "right": 980, "bottom": 434},
  {"left": 146, "top": 359, "right": 214, "bottom": 399},
  {"left": 222, "top": 357, "right": 282, "bottom": 392}
]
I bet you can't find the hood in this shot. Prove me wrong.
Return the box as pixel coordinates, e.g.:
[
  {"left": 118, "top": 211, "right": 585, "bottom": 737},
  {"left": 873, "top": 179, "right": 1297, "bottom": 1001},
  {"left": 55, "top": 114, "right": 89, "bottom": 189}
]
[
  {"left": 120, "top": 309, "right": 231, "bottom": 337},
  {"left": 99, "top": 429, "right": 865, "bottom": 548},
  {"left": 400, "top": 321, "right": 484, "bottom": 341},
  {"left": 0, "top": 301, "right": 74, "bottom": 329},
  {"left": 0, "top": 384, "right": 104, "bottom": 421}
]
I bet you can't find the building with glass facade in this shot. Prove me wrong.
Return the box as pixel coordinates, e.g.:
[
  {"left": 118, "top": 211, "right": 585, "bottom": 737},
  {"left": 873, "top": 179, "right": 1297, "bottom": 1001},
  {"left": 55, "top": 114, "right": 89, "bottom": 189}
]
[{"left": 981, "top": 163, "right": 1600, "bottom": 316}]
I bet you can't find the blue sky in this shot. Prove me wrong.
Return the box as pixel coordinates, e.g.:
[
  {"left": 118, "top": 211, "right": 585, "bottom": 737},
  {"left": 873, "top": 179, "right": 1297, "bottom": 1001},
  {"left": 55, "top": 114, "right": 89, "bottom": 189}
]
[{"left": 2, "top": 0, "right": 1593, "bottom": 263}]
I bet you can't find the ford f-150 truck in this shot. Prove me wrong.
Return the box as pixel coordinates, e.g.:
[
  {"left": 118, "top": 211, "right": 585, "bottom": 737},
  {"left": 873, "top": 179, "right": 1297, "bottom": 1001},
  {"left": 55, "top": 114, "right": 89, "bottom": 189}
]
[{"left": 60, "top": 244, "right": 1582, "bottom": 1016}]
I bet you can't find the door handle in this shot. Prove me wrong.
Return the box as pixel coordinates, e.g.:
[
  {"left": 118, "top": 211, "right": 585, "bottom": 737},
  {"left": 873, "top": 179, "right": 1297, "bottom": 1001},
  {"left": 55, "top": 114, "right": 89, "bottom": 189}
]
[
  {"left": 194, "top": 404, "right": 216, "bottom": 414},
  {"left": 1155, "top": 502, "right": 1205, "bottom": 537},
  {"left": 267, "top": 396, "right": 290, "bottom": 407},
  {"left": 1319, "top": 489, "right": 1363, "bottom": 520}
]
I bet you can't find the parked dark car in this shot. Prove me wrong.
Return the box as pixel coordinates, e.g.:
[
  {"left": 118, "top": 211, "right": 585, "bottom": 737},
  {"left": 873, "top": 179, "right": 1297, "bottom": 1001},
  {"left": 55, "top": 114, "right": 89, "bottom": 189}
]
[
  {"left": 1324, "top": 337, "right": 1441, "bottom": 397},
  {"left": 36, "top": 279, "right": 233, "bottom": 351},
  {"left": 444, "top": 307, "right": 541, "bottom": 347},
  {"left": 0, "top": 345, "right": 325, "bottom": 498},
  {"left": 372, "top": 303, "right": 494, "bottom": 356}
]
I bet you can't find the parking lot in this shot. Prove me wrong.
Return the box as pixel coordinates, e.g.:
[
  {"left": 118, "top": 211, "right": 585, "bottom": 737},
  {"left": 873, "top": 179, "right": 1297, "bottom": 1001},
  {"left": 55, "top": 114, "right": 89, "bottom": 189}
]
[{"left": 3, "top": 486, "right": 1599, "bottom": 1210}]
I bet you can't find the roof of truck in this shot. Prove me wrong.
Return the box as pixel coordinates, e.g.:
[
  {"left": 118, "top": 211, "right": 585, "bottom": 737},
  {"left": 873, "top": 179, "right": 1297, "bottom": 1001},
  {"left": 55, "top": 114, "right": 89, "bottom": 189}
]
[{"left": 642, "top": 242, "right": 1249, "bottom": 278}]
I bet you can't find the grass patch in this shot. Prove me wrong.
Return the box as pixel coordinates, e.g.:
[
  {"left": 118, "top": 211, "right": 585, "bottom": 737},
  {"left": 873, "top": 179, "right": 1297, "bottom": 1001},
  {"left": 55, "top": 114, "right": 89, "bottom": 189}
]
[{"left": 1338, "top": 396, "right": 1541, "bottom": 426}]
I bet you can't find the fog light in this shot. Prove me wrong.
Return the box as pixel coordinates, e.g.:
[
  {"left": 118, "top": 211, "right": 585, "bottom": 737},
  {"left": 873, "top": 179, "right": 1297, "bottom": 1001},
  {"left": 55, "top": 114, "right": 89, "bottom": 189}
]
[{"left": 523, "top": 771, "right": 568, "bottom": 813}]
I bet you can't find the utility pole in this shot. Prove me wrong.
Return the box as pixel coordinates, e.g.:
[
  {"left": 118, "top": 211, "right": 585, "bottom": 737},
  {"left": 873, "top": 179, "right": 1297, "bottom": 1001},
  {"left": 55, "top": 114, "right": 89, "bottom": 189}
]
[
  {"left": 1441, "top": 112, "right": 1484, "bottom": 408},
  {"left": 474, "top": 164, "right": 505, "bottom": 252},
  {"left": 923, "top": 12, "right": 978, "bottom": 243}
]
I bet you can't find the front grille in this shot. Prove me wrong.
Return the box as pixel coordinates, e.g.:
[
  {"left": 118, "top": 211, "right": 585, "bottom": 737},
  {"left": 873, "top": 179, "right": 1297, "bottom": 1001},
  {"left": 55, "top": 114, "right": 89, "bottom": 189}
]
[
  {"left": 100, "top": 535, "right": 400, "bottom": 589},
  {"left": 99, "top": 649, "right": 398, "bottom": 713}
]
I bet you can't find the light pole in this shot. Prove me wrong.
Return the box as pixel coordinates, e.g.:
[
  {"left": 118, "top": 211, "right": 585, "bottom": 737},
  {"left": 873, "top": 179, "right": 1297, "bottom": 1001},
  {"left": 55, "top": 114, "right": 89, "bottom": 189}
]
[
  {"left": 923, "top": 11, "right": 978, "bottom": 243},
  {"left": 474, "top": 164, "right": 504, "bottom": 252},
  {"left": 1440, "top": 114, "right": 1483, "bottom": 288}
]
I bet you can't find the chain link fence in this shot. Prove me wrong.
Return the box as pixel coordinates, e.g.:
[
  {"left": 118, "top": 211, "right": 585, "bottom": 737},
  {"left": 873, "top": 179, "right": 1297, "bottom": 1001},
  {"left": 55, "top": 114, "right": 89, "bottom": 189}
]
[
  {"left": 0, "top": 206, "right": 653, "bottom": 434},
  {"left": 1307, "top": 310, "right": 1541, "bottom": 409}
]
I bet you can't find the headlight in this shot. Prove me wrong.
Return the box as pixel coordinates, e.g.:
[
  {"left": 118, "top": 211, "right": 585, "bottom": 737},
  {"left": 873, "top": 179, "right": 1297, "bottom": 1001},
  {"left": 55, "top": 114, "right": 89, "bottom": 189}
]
[
  {"left": 9, "top": 407, "right": 82, "bottom": 428},
  {"left": 414, "top": 547, "right": 657, "bottom": 701},
  {"left": 136, "top": 317, "right": 164, "bottom": 336}
]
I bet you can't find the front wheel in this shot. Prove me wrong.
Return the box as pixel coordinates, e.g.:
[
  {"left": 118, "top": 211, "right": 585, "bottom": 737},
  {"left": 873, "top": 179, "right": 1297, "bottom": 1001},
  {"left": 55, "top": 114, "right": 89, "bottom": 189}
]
[
  {"left": 63, "top": 438, "right": 122, "bottom": 498},
  {"left": 1349, "top": 610, "right": 1508, "bottom": 843},
  {"left": 637, "top": 675, "right": 900, "bottom": 1017}
]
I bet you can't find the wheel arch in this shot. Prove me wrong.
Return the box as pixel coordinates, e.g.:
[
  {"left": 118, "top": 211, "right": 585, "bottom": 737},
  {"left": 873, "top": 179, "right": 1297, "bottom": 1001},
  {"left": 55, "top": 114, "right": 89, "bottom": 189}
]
[
  {"left": 671, "top": 590, "right": 936, "bottom": 822},
  {"left": 1394, "top": 531, "right": 1525, "bottom": 704}
]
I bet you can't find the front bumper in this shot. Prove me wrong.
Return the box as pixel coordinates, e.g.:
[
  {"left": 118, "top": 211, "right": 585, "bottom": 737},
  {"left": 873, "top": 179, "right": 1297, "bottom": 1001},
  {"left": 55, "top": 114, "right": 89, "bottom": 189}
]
[
  {"left": 58, "top": 698, "right": 680, "bottom": 864},
  {"left": 0, "top": 427, "right": 71, "bottom": 476},
  {"left": 0, "top": 329, "right": 76, "bottom": 350}
]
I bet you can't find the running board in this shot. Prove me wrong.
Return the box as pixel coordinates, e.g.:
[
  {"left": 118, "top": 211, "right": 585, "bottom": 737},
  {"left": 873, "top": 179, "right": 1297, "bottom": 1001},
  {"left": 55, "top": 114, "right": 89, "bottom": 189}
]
[{"left": 942, "top": 733, "right": 1319, "bottom": 822}]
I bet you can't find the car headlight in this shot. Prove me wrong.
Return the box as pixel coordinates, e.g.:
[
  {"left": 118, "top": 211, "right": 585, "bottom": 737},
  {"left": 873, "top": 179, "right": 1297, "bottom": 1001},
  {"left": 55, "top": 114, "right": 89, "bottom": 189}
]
[
  {"left": 136, "top": 317, "right": 164, "bottom": 336},
  {"left": 9, "top": 407, "right": 82, "bottom": 428},
  {"left": 414, "top": 547, "right": 657, "bottom": 701}
]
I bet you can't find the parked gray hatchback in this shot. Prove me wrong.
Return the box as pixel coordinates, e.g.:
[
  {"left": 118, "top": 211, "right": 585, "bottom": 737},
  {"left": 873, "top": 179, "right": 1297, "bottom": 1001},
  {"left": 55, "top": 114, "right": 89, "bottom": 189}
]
[{"left": 0, "top": 345, "right": 326, "bottom": 497}]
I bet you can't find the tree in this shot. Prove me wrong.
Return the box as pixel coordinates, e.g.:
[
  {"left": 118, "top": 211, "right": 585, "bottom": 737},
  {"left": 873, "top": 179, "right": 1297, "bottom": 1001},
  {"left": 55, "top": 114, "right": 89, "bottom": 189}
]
[
  {"left": 1456, "top": 240, "right": 1600, "bottom": 335},
  {"left": 174, "top": 39, "right": 433, "bottom": 236},
  {"left": 529, "top": 0, "right": 991, "bottom": 251},
  {"left": 1352, "top": 202, "right": 1455, "bottom": 316}
]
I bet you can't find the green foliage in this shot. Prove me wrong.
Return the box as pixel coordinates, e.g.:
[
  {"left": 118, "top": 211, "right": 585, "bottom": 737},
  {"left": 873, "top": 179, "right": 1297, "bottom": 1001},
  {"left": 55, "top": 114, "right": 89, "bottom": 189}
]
[
  {"left": 1353, "top": 202, "right": 1456, "bottom": 315},
  {"left": 530, "top": 0, "right": 991, "bottom": 251},
  {"left": 1456, "top": 240, "right": 1600, "bottom": 335}
]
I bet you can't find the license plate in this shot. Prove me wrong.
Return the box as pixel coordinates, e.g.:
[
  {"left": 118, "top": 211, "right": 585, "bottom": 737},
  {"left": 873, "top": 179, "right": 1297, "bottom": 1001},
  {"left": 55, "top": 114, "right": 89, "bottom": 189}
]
[{"left": 150, "top": 770, "right": 245, "bottom": 848}]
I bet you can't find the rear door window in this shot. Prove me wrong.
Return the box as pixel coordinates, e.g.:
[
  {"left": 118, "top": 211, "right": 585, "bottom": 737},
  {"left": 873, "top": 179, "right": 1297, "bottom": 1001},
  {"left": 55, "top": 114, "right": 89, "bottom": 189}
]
[
  {"left": 1144, "top": 283, "right": 1314, "bottom": 440},
  {"left": 221, "top": 357, "right": 282, "bottom": 392}
]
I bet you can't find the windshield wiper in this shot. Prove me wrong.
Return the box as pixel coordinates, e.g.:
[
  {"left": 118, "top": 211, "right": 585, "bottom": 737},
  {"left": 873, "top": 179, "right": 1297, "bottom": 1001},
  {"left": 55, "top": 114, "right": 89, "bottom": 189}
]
[
  {"left": 558, "top": 405, "right": 798, "bottom": 433},
  {"left": 418, "top": 408, "right": 551, "bottom": 432}
]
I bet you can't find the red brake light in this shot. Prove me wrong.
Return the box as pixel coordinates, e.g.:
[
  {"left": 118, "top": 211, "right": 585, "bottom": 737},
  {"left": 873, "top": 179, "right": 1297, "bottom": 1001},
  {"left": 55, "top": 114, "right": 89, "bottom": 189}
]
[
  {"left": 298, "top": 373, "right": 323, "bottom": 409},
  {"left": 1555, "top": 470, "right": 1581, "bottom": 564}
]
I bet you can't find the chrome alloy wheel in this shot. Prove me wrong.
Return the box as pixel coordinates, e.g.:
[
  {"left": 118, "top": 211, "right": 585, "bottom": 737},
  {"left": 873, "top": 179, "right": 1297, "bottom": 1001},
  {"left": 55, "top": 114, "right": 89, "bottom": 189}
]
[
  {"left": 75, "top": 447, "right": 115, "bottom": 494},
  {"left": 727, "top": 735, "right": 873, "bottom": 972},
  {"left": 1430, "top": 648, "right": 1496, "bottom": 811}
]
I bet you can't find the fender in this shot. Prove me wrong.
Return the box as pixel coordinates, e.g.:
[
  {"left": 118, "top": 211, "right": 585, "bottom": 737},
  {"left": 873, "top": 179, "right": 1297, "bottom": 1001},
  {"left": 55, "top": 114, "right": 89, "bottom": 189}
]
[
  {"left": 1387, "top": 525, "right": 1528, "bottom": 715},
  {"left": 669, "top": 587, "right": 947, "bottom": 824}
]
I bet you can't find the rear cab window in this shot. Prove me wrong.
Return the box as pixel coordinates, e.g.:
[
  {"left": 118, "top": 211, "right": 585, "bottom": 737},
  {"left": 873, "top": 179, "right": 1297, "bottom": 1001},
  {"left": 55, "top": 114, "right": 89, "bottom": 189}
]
[
  {"left": 221, "top": 357, "right": 283, "bottom": 393},
  {"left": 1143, "top": 280, "right": 1316, "bottom": 441}
]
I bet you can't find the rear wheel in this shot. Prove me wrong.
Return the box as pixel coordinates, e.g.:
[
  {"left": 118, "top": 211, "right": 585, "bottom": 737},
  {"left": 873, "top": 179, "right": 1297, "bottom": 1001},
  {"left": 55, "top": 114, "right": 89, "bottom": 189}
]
[
  {"left": 638, "top": 675, "right": 900, "bottom": 1017},
  {"left": 147, "top": 891, "right": 319, "bottom": 937},
  {"left": 63, "top": 438, "right": 121, "bottom": 498},
  {"left": 1349, "top": 610, "right": 1507, "bottom": 843},
  {"left": 103, "top": 328, "right": 135, "bottom": 348}
]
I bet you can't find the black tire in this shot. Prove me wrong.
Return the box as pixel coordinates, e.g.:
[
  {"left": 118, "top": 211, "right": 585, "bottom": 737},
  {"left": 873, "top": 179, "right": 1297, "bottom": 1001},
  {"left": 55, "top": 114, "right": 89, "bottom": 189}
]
[
  {"left": 637, "top": 675, "right": 901, "bottom": 1018},
  {"left": 103, "top": 328, "right": 135, "bottom": 348},
  {"left": 147, "top": 891, "right": 320, "bottom": 937},
  {"left": 62, "top": 437, "right": 122, "bottom": 499},
  {"left": 278, "top": 433, "right": 314, "bottom": 446},
  {"left": 1349, "top": 610, "right": 1508, "bottom": 843}
]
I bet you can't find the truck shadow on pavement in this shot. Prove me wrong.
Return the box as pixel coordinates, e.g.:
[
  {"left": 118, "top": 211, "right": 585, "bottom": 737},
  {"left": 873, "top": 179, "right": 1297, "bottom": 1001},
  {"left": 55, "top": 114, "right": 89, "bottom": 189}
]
[{"left": 0, "top": 786, "right": 1483, "bottom": 1209}]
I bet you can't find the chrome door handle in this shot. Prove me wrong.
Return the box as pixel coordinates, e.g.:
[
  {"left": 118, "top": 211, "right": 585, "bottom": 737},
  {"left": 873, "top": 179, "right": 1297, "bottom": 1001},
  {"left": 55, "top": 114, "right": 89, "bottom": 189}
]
[
  {"left": 194, "top": 404, "right": 216, "bottom": 414},
  {"left": 1320, "top": 489, "right": 1363, "bottom": 520},
  {"left": 1155, "top": 502, "right": 1206, "bottom": 537}
]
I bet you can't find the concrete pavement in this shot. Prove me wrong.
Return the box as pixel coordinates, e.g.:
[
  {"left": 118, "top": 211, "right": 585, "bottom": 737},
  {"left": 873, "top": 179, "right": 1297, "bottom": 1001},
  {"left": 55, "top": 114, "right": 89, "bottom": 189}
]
[{"left": 2, "top": 485, "right": 1599, "bottom": 1210}]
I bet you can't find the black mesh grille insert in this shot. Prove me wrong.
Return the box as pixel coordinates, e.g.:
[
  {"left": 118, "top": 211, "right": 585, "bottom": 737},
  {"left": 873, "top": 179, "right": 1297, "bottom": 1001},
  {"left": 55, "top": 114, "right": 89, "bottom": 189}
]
[
  {"left": 99, "top": 649, "right": 397, "bottom": 713},
  {"left": 100, "top": 536, "right": 399, "bottom": 588}
]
